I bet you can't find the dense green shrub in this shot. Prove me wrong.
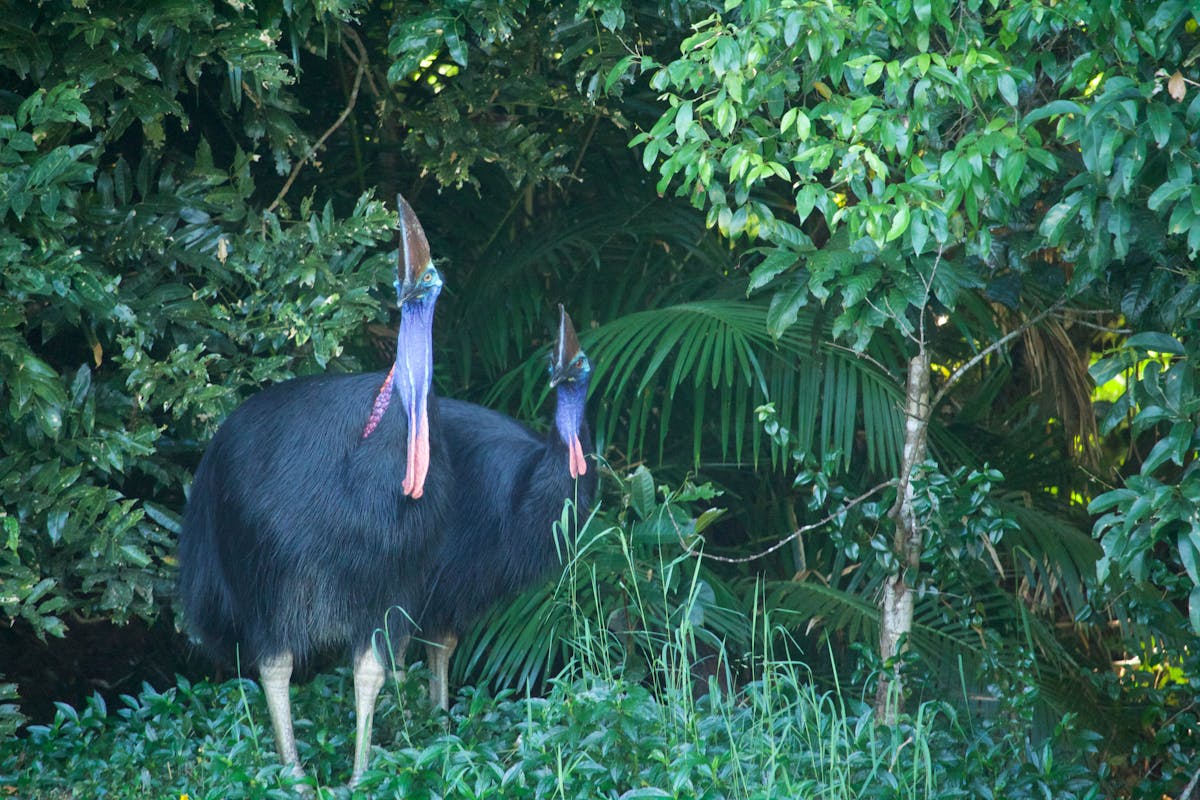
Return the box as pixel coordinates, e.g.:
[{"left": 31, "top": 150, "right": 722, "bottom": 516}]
[
  {"left": 1, "top": 667, "right": 1106, "bottom": 799},
  {"left": 0, "top": 0, "right": 398, "bottom": 638}
]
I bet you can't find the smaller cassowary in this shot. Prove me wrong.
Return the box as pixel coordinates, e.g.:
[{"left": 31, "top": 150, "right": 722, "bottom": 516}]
[
  {"left": 177, "top": 195, "right": 447, "bottom": 786},
  {"left": 418, "top": 305, "right": 597, "bottom": 709}
]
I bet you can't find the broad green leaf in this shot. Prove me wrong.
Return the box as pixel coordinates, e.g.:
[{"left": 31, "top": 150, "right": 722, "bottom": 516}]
[
  {"left": 1126, "top": 331, "right": 1184, "bottom": 354},
  {"left": 997, "top": 73, "right": 1018, "bottom": 107},
  {"left": 766, "top": 279, "right": 809, "bottom": 339},
  {"left": 1022, "top": 99, "right": 1085, "bottom": 126},
  {"left": 747, "top": 247, "right": 798, "bottom": 293},
  {"left": 630, "top": 466, "right": 656, "bottom": 520},
  {"left": 605, "top": 54, "right": 636, "bottom": 92},
  {"left": 675, "top": 100, "right": 694, "bottom": 140},
  {"left": 1147, "top": 178, "right": 1190, "bottom": 211}
]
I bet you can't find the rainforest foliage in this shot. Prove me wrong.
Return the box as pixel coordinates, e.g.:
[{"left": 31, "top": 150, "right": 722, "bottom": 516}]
[{"left": 1, "top": 0, "right": 1198, "bottom": 794}]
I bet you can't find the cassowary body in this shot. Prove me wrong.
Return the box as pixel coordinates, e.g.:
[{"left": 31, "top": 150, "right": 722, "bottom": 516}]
[
  {"left": 177, "top": 195, "right": 444, "bottom": 785},
  {"left": 180, "top": 372, "right": 448, "bottom": 663},
  {"left": 416, "top": 307, "right": 596, "bottom": 709}
]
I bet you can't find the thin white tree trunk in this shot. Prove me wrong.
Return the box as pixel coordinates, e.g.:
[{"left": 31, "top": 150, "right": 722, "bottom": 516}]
[{"left": 875, "top": 348, "right": 931, "bottom": 723}]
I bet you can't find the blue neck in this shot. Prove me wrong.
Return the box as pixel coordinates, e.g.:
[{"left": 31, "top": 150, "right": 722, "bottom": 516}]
[
  {"left": 394, "top": 295, "right": 437, "bottom": 412},
  {"left": 554, "top": 378, "right": 589, "bottom": 450}
]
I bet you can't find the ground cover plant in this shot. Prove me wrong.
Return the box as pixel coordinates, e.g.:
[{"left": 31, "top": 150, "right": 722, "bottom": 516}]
[{"left": 3, "top": 519, "right": 1105, "bottom": 799}]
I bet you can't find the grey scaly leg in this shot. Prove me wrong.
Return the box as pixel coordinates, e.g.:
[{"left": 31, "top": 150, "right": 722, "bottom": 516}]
[
  {"left": 426, "top": 633, "right": 459, "bottom": 711},
  {"left": 260, "top": 653, "right": 304, "bottom": 779},
  {"left": 349, "top": 646, "right": 387, "bottom": 787}
]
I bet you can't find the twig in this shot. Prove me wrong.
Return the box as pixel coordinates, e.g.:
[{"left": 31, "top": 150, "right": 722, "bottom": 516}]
[
  {"left": 341, "top": 26, "right": 381, "bottom": 99},
  {"left": 1180, "top": 764, "right": 1200, "bottom": 800},
  {"left": 1055, "top": 312, "right": 1131, "bottom": 336},
  {"left": 826, "top": 341, "right": 900, "bottom": 383},
  {"left": 677, "top": 479, "right": 898, "bottom": 564},
  {"left": 570, "top": 114, "right": 601, "bottom": 181},
  {"left": 930, "top": 296, "right": 1067, "bottom": 409},
  {"left": 266, "top": 45, "right": 367, "bottom": 215}
]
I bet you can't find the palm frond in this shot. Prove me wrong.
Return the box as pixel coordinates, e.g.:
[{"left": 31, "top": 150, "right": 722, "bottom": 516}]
[
  {"left": 996, "top": 497, "right": 1099, "bottom": 618},
  {"left": 761, "top": 571, "right": 1099, "bottom": 723},
  {"left": 486, "top": 299, "right": 907, "bottom": 475},
  {"left": 451, "top": 520, "right": 751, "bottom": 693}
]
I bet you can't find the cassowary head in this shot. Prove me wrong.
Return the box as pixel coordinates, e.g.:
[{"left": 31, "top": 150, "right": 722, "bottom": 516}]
[
  {"left": 550, "top": 305, "right": 591, "bottom": 479},
  {"left": 395, "top": 193, "right": 443, "bottom": 307},
  {"left": 393, "top": 194, "right": 442, "bottom": 499}
]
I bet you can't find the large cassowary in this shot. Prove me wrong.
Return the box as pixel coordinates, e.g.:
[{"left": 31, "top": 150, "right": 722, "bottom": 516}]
[
  {"left": 417, "top": 306, "right": 597, "bottom": 709},
  {"left": 177, "top": 195, "right": 446, "bottom": 785}
]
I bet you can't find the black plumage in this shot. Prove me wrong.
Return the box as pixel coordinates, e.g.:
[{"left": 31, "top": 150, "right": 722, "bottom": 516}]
[
  {"left": 179, "top": 371, "right": 449, "bottom": 667},
  {"left": 416, "top": 306, "right": 597, "bottom": 709},
  {"left": 177, "top": 195, "right": 446, "bottom": 786}
]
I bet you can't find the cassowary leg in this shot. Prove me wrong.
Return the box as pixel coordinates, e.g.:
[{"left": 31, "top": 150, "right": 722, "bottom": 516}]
[
  {"left": 426, "top": 633, "right": 459, "bottom": 711},
  {"left": 349, "top": 646, "right": 387, "bottom": 787},
  {"left": 260, "top": 653, "right": 304, "bottom": 777}
]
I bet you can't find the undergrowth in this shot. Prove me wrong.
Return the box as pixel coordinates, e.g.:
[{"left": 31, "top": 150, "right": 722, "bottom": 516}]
[
  {"left": 1, "top": 518, "right": 1105, "bottom": 798},
  {"left": 0, "top": 666, "right": 1102, "bottom": 799}
]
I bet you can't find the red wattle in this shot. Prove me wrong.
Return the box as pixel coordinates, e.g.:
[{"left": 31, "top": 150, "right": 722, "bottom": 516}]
[
  {"left": 569, "top": 435, "right": 587, "bottom": 478},
  {"left": 403, "top": 406, "right": 430, "bottom": 499}
]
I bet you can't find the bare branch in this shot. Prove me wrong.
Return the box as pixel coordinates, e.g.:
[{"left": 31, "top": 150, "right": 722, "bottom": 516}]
[
  {"left": 931, "top": 297, "right": 1067, "bottom": 410},
  {"left": 676, "top": 479, "right": 898, "bottom": 564},
  {"left": 826, "top": 341, "right": 900, "bottom": 383},
  {"left": 266, "top": 45, "right": 367, "bottom": 216},
  {"left": 341, "top": 26, "right": 381, "bottom": 99}
]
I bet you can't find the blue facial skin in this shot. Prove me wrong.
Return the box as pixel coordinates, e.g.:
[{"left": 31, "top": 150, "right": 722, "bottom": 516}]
[
  {"left": 396, "top": 264, "right": 443, "bottom": 307},
  {"left": 551, "top": 353, "right": 590, "bottom": 453},
  {"left": 394, "top": 264, "right": 442, "bottom": 413}
]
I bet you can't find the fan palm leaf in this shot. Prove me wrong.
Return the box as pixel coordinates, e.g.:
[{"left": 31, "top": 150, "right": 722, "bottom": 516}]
[{"left": 485, "top": 298, "right": 908, "bottom": 475}]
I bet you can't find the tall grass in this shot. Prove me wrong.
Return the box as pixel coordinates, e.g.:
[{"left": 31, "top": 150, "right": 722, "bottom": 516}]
[{"left": 1, "top": 508, "right": 1102, "bottom": 798}]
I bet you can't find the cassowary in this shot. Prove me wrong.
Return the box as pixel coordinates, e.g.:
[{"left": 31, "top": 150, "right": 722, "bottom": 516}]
[
  {"left": 417, "top": 305, "right": 597, "bottom": 709},
  {"left": 177, "top": 195, "right": 447, "bottom": 785}
]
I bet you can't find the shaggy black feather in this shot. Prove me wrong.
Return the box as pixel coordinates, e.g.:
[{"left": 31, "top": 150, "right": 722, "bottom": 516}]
[
  {"left": 177, "top": 371, "right": 450, "bottom": 669},
  {"left": 416, "top": 396, "right": 596, "bottom": 641}
]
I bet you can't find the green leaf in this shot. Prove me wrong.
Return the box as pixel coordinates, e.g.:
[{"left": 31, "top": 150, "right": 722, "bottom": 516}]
[
  {"left": 766, "top": 279, "right": 809, "bottom": 338},
  {"left": 605, "top": 54, "right": 636, "bottom": 93},
  {"left": 795, "top": 184, "right": 818, "bottom": 221},
  {"left": 864, "top": 60, "right": 884, "bottom": 86},
  {"left": 997, "top": 73, "right": 1018, "bottom": 107},
  {"left": 783, "top": 10, "right": 802, "bottom": 47},
  {"left": 4, "top": 517, "right": 18, "bottom": 552},
  {"left": 1088, "top": 488, "right": 1136, "bottom": 515},
  {"left": 629, "top": 466, "right": 656, "bottom": 520},
  {"left": 747, "top": 247, "right": 798, "bottom": 293},
  {"left": 885, "top": 204, "right": 910, "bottom": 242},
  {"left": 46, "top": 509, "right": 69, "bottom": 545},
  {"left": 1126, "top": 332, "right": 1184, "bottom": 354},
  {"left": 1179, "top": 530, "right": 1200, "bottom": 585},
  {"left": 712, "top": 36, "right": 740, "bottom": 77},
  {"left": 1141, "top": 421, "right": 1193, "bottom": 474},
  {"left": 675, "top": 100, "right": 694, "bottom": 140},
  {"left": 1147, "top": 178, "right": 1190, "bottom": 211},
  {"left": 694, "top": 507, "right": 726, "bottom": 535},
  {"left": 1022, "top": 99, "right": 1085, "bottom": 126},
  {"left": 909, "top": 210, "right": 929, "bottom": 255},
  {"left": 1038, "top": 192, "right": 1082, "bottom": 244},
  {"left": 1146, "top": 103, "right": 1173, "bottom": 149}
]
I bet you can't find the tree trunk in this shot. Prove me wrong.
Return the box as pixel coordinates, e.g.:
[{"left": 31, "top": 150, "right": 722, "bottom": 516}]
[{"left": 875, "top": 348, "right": 931, "bottom": 724}]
